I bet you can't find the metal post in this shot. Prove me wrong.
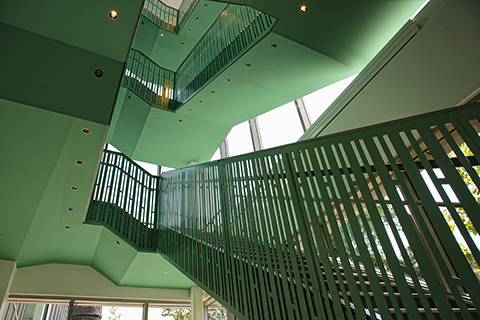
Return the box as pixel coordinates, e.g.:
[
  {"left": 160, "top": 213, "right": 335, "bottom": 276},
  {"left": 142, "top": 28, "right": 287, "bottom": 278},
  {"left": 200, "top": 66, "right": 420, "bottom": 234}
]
[
  {"left": 248, "top": 118, "right": 263, "bottom": 151},
  {"left": 294, "top": 97, "right": 312, "bottom": 132},
  {"left": 220, "top": 138, "right": 230, "bottom": 159},
  {"left": 143, "top": 302, "right": 149, "bottom": 320},
  {"left": 66, "top": 301, "right": 75, "bottom": 320}
]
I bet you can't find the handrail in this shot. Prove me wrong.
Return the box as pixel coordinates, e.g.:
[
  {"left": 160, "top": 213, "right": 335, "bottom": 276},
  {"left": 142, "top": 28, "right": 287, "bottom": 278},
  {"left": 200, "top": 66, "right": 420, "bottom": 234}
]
[
  {"left": 142, "top": 0, "right": 199, "bottom": 34},
  {"left": 122, "top": 50, "right": 177, "bottom": 110},
  {"left": 87, "top": 104, "right": 480, "bottom": 319},
  {"left": 175, "top": 5, "right": 277, "bottom": 104},
  {"left": 123, "top": 5, "right": 277, "bottom": 112},
  {"left": 86, "top": 150, "right": 159, "bottom": 251}
]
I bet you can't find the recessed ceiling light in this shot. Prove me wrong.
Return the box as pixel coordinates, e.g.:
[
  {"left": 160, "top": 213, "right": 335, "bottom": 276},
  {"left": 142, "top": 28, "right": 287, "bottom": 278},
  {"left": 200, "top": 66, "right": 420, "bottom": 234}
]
[
  {"left": 153, "top": 112, "right": 157, "bottom": 115},
  {"left": 68, "top": 208, "right": 74, "bottom": 212},
  {"left": 115, "top": 240, "right": 120, "bottom": 245},
  {"left": 179, "top": 119, "right": 183, "bottom": 123},
  {"left": 82, "top": 128, "right": 90, "bottom": 134},
  {"left": 300, "top": 5, "right": 307, "bottom": 13},
  {"left": 109, "top": 10, "right": 118, "bottom": 19},
  {"left": 246, "top": 63, "right": 251, "bottom": 67},
  {"left": 65, "top": 226, "right": 71, "bottom": 229},
  {"left": 211, "top": 91, "right": 215, "bottom": 94},
  {"left": 226, "top": 79, "right": 231, "bottom": 82},
  {"left": 198, "top": 100, "right": 202, "bottom": 103},
  {"left": 95, "top": 69, "right": 103, "bottom": 77},
  {"left": 76, "top": 160, "right": 84, "bottom": 165},
  {"left": 161, "top": 33, "right": 164, "bottom": 37},
  {"left": 271, "top": 44, "right": 277, "bottom": 48},
  {"left": 71, "top": 186, "right": 78, "bottom": 191}
]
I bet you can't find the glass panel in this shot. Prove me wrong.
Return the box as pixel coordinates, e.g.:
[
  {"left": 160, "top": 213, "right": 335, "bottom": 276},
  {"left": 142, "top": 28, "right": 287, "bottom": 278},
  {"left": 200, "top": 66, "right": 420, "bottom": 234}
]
[
  {"left": 101, "top": 306, "right": 143, "bottom": 320},
  {"left": 134, "top": 160, "right": 159, "bottom": 176},
  {"left": 148, "top": 307, "right": 191, "bottom": 319},
  {"left": 226, "top": 121, "right": 254, "bottom": 157},
  {"left": 257, "top": 102, "right": 304, "bottom": 149},
  {"left": 210, "top": 147, "right": 221, "bottom": 161},
  {"left": 303, "top": 74, "right": 357, "bottom": 122},
  {"left": 161, "top": 166, "right": 175, "bottom": 173}
]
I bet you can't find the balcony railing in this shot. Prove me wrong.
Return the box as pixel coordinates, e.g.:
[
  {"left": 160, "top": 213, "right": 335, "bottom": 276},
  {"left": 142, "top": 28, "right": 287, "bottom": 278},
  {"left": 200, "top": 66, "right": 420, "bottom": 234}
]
[
  {"left": 142, "top": 0, "right": 199, "bottom": 33},
  {"left": 122, "top": 50, "right": 177, "bottom": 111},
  {"left": 86, "top": 150, "right": 159, "bottom": 251},
  {"left": 87, "top": 104, "right": 480, "bottom": 319},
  {"left": 175, "top": 5, "right": 277, "bottom": 104},
  {"left": 123, "top": 5, "right": 277, "bottom": 112}
]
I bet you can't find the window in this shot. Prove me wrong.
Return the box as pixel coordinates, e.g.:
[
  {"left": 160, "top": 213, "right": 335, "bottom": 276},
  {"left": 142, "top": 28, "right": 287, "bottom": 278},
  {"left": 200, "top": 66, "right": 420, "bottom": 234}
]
[{"left": 257, "top": 102, "right": 304, "bottom": 149}]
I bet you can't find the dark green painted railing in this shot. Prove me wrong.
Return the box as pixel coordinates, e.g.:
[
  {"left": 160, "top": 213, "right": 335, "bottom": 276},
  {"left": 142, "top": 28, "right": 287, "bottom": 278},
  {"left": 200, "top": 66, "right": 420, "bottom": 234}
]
[
  {"left": 142, "top": 0, "right": 198, "bottom": 33},
  {"left": 86, "top": 150, "right": 159, "bottom": 251},
  {"left": 123, "top": 5, "right": 276, "bottom": 112},
  {"left": 87, "top": 104, "right": 480, "bottom": 319},
  {"left": 175, "top": 5, "right": 277, "bottom": 104},
  {"left": 122, "top": 50, "right": 178, "bottom": 111}
]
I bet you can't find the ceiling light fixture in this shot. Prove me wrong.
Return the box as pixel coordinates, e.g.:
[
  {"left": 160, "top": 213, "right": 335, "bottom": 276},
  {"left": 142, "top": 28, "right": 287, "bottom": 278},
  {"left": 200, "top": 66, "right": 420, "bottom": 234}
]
[
  {"left": 71, "top": 186, "right": 78, "bottom": 191},
  {"left": 300, "top": 5, "right": 307, "bottom": 13},
  {"left": 68, "top": 208, "right": 74, "bottom": 212},
  {"left": 95, "top": 69, "right": 103, "bottom": 77},
  {"left": 76, "top": 160, "right": 84, "bottom": 165},
  {"left": 109, "top": 10, "right": 118, "bottom": 19},
  {"left": 82, "top": 128, "right": 90, "bottom": 134}
]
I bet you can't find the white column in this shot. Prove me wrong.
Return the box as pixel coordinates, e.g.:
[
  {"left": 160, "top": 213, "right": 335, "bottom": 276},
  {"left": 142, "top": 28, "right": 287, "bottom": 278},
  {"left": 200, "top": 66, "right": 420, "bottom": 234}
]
[
  {"left": 226, "top": 309, "right": 235, "bottom": 320},
  {"left": 190, "top": 287, "right": 204, "bottom": 320},
  {"left": 0, "top": 260, "right": 16, "bottom": 315}
]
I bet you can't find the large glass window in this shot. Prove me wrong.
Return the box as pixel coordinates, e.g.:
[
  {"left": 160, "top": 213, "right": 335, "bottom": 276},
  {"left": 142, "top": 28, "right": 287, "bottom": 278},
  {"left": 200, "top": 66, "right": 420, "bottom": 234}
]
[
  {"left": 257, "top": 102, "right": 304, "bottom": 149},
  {"left": 303, "top": 74, "right": 357, "bottom": 122},
  {"left": 225, "top": 121, "right": 254, "bottom": 157}
]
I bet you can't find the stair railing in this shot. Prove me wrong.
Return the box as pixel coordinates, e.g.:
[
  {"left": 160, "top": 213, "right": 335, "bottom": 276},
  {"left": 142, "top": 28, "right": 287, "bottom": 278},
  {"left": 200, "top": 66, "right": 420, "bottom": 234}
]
[
  {"left": 123, "top": 5, "right": 277, "bottom": 112},
  {"left": 142, "top": 0, "right": 199, "bottom": 34},
  {"left": 87, "top": 104, "right": 480, "bottom": 319}
]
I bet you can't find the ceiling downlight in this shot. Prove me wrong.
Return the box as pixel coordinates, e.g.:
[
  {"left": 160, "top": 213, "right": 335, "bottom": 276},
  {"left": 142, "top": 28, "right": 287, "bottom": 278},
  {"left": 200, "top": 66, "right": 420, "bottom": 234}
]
[{"left": 109, "top": 10, "right": 118, "bottom": 19}]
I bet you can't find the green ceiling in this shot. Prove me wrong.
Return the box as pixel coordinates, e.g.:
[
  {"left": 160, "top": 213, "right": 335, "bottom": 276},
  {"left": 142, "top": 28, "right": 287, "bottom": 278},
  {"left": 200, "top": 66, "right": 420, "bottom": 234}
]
[
  {"left": 0, "top": 0, "right": 195, "bottom": 292},
  {"left": 0, "top": 0, "right": 426, "bottom": 294}
]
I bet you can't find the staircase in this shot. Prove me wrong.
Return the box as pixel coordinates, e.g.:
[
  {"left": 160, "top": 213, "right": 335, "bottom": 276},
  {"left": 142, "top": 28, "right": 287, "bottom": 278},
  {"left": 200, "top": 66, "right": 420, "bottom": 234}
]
[
  {"left": 122, "top": 1, "right": 277, "bottom": 112},
  {"left": 86, "top": 103, "right": 480, "bottom": 319}
]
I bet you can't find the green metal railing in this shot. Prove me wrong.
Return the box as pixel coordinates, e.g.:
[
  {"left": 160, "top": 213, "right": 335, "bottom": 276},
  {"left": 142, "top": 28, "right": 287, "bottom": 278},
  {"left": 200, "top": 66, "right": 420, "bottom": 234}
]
[
  {"left": 87, "top": 104, "right": 480, "bottom": 319},
  {"left": 122, "top": 50, "right": 178, "bottom": 111},
  {"left": 123, "top": 5, "right": 276, "bottom": 112},
  {"left": 159, "top": 104, "right": 480, "bottom": 319},
  {"left": 86, "top": 150, "right": 159, "bottom": 251},
  {"left": 142, "top": 0, "right": 198, "bottom": 33},
  {"left": 175, "top": 5, "right": 277, "bottom": 104},
  {"left": 177, "top": 0, "right": 199, "bottom": 32}
]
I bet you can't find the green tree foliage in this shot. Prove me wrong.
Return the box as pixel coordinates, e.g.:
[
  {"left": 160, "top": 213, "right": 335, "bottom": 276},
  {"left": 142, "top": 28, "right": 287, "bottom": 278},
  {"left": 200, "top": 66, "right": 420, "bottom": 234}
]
[
  {"left": 442, "top": 142, "right": 480, "bottom": 274},
  {"left": 207, "top": 306, "right": 226, "bottom": 320},
  {"left": 108, "top": 307, "right": 122, "bottom": 320},
  {"left": 161, "top": 308, "right": 191, "bottom": 320}
]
